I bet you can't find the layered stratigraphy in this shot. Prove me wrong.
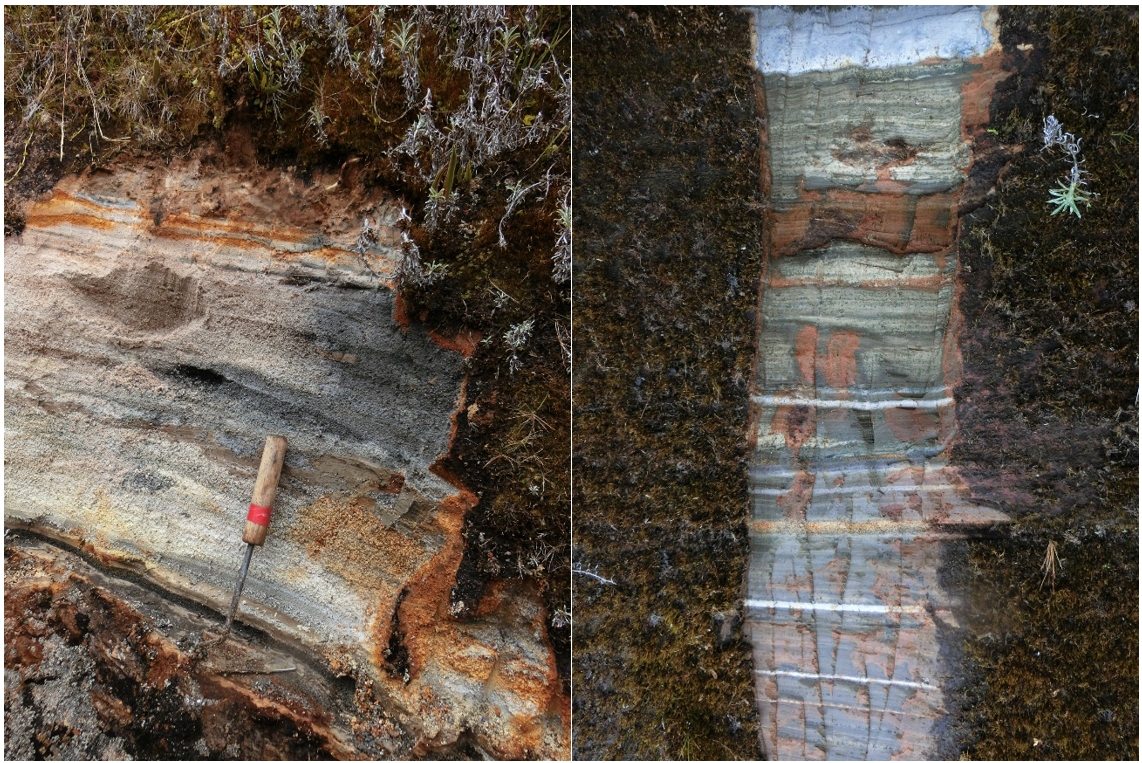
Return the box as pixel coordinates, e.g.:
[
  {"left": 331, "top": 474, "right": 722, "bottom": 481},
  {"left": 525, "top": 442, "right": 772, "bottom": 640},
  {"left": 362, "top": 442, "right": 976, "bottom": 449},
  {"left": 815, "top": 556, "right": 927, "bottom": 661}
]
[
  {"left": 4, "top": 147, "right": 567, "bottom": 759},
  {"left": 748, "top": 7, "right": 1008, "bottom": 759}
]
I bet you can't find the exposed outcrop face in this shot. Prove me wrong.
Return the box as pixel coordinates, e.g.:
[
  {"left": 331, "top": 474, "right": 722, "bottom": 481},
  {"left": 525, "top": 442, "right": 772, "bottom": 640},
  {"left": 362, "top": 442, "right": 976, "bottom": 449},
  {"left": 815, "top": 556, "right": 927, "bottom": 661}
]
[
  {"left": 4, "top": 139, "right": 568, "bottom": 759},
  {"left": 748, "top": 7, "right": 1007, "bottom": 759},
  {"left": 5, "top": 538, "right": 357, "bottom": 761}
]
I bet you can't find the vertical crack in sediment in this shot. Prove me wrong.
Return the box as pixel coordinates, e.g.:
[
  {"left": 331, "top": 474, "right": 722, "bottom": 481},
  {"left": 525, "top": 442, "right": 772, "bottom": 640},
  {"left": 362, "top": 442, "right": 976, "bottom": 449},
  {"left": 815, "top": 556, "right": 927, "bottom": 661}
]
[{"left": 747, "top": 7, "right": 1009, "bottom": 760}]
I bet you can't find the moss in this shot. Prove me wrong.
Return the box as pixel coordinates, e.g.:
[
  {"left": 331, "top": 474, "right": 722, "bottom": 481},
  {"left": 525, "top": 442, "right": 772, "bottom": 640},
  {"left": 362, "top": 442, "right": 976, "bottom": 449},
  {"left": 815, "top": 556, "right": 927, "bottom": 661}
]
[
  {"left": 951, "top": 7, "right": 1138, "bottom": 759},
  {"left": 572, "top": 8, "right": 763, "bottom": 759},
  {"left": 952, "top": 522, "right": 1138, "bottom": 760}
]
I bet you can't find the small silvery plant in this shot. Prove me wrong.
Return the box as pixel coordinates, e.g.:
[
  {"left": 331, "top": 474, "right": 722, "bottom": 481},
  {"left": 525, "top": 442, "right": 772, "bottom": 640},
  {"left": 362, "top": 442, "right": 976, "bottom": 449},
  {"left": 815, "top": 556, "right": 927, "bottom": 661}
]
[
  {"left": 504, "top": 318, "right": 535, "bottom": 374},
  {"left": 1042, "top": 115, "right": 1093, "bottom": 218}
]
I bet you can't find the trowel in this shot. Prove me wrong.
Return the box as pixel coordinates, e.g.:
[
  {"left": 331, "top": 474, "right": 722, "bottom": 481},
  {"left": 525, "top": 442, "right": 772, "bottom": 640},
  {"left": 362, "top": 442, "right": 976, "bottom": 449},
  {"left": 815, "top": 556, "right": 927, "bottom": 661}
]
[{"left": 196, "top": 435, "right": 296, "bottom": 673}]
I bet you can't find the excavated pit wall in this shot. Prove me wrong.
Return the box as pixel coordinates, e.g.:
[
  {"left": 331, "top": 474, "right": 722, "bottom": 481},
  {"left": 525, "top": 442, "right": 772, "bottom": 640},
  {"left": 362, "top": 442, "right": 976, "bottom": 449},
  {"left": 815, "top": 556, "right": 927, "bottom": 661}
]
[
  {"left": 748, "top": 7, "right": 1008, "bottom": 759},
  {"left": 4, "top": 143, "right": 568, "bottom": 758}
]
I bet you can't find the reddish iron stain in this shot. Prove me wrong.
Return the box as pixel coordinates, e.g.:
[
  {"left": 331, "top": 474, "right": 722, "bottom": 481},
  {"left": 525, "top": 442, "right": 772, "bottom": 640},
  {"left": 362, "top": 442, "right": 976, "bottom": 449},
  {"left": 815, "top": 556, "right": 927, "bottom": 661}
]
[
  {"left": 474, "top": 580, "right": 509, "bottom": 618},
  {"left": 427, "top": 327, "right": 482, "bottom": 358},
  {"left": 432, "top": 376, "right": 469, "bottom": 487},
  {"left": 375, "top": 486, "right": 479, "bottom": 677},
  {"left": 776, "top": 471, "right": 816, "bottom": 522},
  {"left": 768, "top": 273, "right": 946, "bottom": 292},
  {"left": 394, "top": 293, "right": 479, "bottom": 357},
  {"left": 821, "top": 332, "right": 860, "bottom": 390},
  {"left": 772, "top": 404, "right": 816, "bottom": 457},
  {"left": 884, "top": 407, "right": 940, "bottom": 443},
  {"left": 25, "top": 211, "right": 115, "bottom": 231},
  {"left": 960, "top": 49, "right": 1009, "bottom": 137},
  {"left": 771, "top": 190, "right": 954, "bottom": 258},
  {"left": 392, "top": 292, "right": 414, "bottom": 330},
  {"left": 382, "top": 471, "right": 406, "bottom": 494},
  {"left": 907, "top": 494, "right": 924, "bottom": 516},
  {"left": 794, "top": 325, "right": 819, "bottom": 385},
  {"left": 858, "top": 166, "right": 913, "bottom": 194}
]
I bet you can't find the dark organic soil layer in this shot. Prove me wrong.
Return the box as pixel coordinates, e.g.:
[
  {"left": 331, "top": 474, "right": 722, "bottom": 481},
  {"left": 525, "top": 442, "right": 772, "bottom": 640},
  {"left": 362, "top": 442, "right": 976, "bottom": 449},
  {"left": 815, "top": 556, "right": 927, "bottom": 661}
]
[
  {"left": 949, "top": 7, "right": 1138, "bottom": 759},
  {"left": 4, "top": 540, "right": 351, "bottom": 761},
  {"left": 572, "top": 8, "right": 764, "bottom": 759}
]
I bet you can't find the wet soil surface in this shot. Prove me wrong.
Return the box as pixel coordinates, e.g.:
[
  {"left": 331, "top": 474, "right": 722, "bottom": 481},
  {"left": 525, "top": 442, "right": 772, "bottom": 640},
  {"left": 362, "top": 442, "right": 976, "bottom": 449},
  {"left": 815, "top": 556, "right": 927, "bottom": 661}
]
[
  {"left": 572, "top": 8, "right": 764, "bottom": 759},
  {"left": 949, "top": 7, "right": 1138, "bottom": 759}
]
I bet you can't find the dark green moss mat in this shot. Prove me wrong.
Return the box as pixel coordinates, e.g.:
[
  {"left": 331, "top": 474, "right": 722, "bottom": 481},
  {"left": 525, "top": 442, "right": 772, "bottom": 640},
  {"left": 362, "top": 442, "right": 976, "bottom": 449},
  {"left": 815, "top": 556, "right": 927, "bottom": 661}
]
[
  {"left": 950, "top": 7, "right": 1138, "bottom": 759},
  {"left": 572, "top": 8, "right": 764, "bottom": 759}
]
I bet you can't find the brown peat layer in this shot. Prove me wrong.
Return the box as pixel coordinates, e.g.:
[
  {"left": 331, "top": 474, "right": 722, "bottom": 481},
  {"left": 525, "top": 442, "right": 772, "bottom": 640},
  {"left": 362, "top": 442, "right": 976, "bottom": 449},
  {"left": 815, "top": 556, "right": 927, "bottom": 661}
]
[
  {"left": 572, "top": 8, "right": 765, "bottom": 759},
  {"left": 948, "top": 7, "right": 1138, "bottom": 760}
]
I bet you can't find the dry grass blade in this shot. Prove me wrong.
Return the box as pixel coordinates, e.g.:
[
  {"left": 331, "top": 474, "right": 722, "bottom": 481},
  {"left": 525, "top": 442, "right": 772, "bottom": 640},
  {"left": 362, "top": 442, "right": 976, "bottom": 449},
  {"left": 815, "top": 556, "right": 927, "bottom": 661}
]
[{"left": 1040, "top": 539, "right": 1063, "bottom": 590}]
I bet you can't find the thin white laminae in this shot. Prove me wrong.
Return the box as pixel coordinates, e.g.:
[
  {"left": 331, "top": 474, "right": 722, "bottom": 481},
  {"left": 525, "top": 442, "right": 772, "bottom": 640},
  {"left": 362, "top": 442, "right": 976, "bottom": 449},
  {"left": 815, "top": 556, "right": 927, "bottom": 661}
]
[
  {"left": 752, "top": 394, "right": 954, "bottom": 411},
  {"left": 751, "top": 462, "right": 956, "bottom": 479},
  {"left": 756, "top": 669, "right": 937, "bottom": 692},
  {"left": 761, "top": 698, "right": 936, "bottom": 720},
  {"left": 751, "top": 483, "right": 951, "bottom": 496},
  {"left": 746, "top": 599, "right": 927, "bottom": 615}
]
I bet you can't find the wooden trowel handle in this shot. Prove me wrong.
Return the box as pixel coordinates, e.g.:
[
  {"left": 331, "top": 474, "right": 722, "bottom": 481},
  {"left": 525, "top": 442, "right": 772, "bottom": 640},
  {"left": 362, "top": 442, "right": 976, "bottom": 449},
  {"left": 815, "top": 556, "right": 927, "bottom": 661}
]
[{"left": 243, "top": 435, "right": 287, "bottom": 546}]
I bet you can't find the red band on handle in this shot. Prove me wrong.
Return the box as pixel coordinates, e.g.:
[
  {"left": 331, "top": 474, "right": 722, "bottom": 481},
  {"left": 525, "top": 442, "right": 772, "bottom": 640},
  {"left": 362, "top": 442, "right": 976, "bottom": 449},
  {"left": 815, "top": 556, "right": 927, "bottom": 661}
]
[{"left": 247, "top": 503, "right": 272, "bottom": 526}]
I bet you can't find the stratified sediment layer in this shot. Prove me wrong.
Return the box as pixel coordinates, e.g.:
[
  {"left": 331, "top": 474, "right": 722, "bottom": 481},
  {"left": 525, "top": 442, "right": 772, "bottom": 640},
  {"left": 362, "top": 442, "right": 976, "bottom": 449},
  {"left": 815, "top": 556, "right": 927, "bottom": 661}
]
[
  {"left": 748, "top": 7, "right": 1007, "bottom": 759},
  {"left": 4, "top": 146, "right": 568, "bottom": 759}
]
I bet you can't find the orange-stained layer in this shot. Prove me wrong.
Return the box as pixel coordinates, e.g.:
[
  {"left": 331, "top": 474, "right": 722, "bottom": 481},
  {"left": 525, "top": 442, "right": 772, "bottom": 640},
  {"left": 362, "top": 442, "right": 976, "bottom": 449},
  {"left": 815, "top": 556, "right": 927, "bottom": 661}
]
[
  {"left": 24, "top": 209, "right": 117, "bottom": 231},
  {"left": 367, "top": 471, "right": 564, "bottom": 759},
  {"left": 794, "top": 325, "right": 819, "bottom": 385},
  {"left": 428, "top": 327, "right": 482, "bottom": 357},
  {"left": 370, "top": 487, "right": 476, "bottom": 676},
  {"left": 23, "top": 189, "right": 397, "bottom": 283},
  {"left": 770, "top": 190, "right": 955, "bottom": 259}
]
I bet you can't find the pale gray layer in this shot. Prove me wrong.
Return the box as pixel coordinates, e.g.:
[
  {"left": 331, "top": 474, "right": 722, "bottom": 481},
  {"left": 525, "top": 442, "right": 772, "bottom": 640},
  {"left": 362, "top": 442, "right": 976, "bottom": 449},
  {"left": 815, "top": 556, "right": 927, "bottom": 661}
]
[
  {"left": 764, "top": 63, "right": 975, "bottom": 207},
  {"left": 758, "top": 283, "right": 954, "bottom": 393},
  {"left": 754, "top": 6, "right": 994, "bottom": 76},
  {"left": 6, "top": 208, "right": 461, "bottom": 647}
]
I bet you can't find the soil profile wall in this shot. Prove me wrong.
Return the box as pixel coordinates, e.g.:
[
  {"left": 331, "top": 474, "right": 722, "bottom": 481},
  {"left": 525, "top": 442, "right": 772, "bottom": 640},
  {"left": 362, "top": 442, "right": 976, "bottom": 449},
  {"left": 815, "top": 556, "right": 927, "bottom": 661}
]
[
  {"left": 4, "top": 146, "right": 568, "bottom": 759},
  {"left": 747, "top": 7, "right": 1008, "bottom": 759}
]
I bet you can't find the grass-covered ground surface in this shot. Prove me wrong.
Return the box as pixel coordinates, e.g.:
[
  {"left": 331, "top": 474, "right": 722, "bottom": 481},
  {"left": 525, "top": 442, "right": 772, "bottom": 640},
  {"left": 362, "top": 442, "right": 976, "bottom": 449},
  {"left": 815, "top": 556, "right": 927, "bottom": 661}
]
[
  {"left": 4, "top": 5, "right": 571, "bottom": 690},
  {"left": 572, "top": 8, "right": 764, "bottom": 759},
  {"left": 949, "top": 7, "right": 1138, "bottom": 759}
]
